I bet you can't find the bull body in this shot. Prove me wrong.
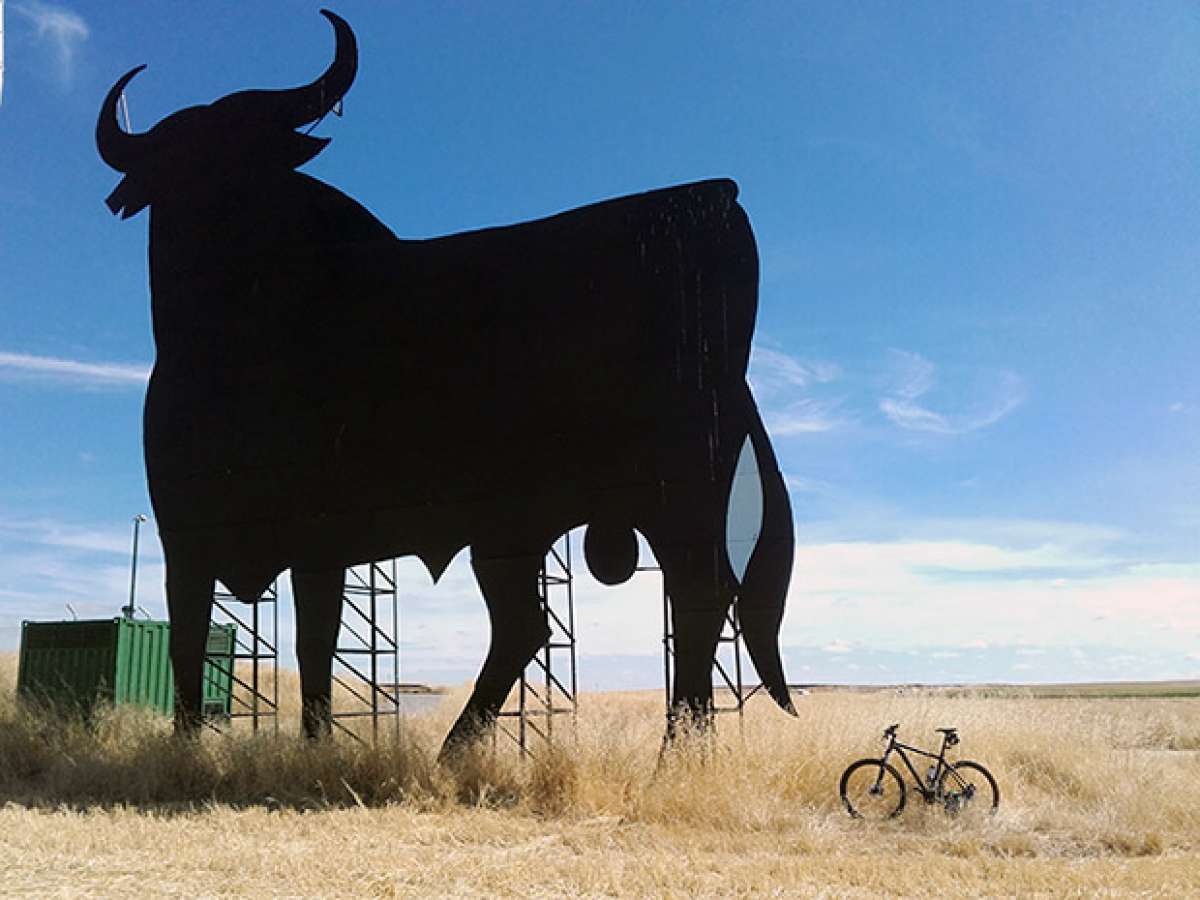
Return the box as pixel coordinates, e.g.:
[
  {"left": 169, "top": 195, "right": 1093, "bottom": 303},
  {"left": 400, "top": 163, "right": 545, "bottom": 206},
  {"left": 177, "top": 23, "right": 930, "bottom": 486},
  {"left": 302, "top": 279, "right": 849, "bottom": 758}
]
[{"left": 100, "top": 12, "right": 795, "bottom": 753}]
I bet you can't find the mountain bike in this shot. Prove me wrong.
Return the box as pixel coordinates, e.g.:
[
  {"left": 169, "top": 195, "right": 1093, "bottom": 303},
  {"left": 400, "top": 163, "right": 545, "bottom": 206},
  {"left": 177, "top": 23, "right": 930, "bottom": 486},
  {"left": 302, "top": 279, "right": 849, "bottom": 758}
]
[{"left": 839, "top": 724, "right": 999, "bottom": 821}]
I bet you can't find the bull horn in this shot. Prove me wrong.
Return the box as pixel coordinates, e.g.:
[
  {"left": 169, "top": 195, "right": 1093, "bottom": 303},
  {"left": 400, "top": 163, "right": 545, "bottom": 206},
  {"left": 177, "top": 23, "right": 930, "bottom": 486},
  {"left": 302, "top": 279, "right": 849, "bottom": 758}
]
[
  {"left": 95, "top": 65, "right": 147, "bottom": 173},
  {"left": 260, "top": 9, "right": 358, "bottom": 128}
]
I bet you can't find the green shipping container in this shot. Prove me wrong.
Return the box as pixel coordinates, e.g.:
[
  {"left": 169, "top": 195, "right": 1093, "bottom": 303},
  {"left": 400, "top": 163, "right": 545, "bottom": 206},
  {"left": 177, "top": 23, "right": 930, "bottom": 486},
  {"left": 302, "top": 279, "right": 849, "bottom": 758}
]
[{"left": 17, "top": 618, "right": 236, "bottom": 720}]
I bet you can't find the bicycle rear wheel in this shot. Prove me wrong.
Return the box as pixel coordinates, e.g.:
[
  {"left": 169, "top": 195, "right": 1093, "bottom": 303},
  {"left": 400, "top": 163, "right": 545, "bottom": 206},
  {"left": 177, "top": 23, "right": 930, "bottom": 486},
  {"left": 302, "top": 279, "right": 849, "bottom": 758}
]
[
  {"left": 839, "top": 759, "right": 906, "bottom": 820},
  {"left": 939, "top": 760, "right": 999, "bottom": 819}
]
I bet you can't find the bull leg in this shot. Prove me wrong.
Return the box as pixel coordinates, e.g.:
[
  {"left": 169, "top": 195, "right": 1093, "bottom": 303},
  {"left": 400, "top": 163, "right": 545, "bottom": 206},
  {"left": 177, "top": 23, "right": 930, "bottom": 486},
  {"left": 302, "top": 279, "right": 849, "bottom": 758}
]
[
  {"left": 292, "top": 568, "right": 345, "bottom": 739},
  {"left": 650, "top": 535, "right": 734, "bottom": 741},
  {"left": 165, "top": 552, "right": 215, "bottom": 735},
  {"left": 439, "top": 550, "right": 549, "bottom": 761}
]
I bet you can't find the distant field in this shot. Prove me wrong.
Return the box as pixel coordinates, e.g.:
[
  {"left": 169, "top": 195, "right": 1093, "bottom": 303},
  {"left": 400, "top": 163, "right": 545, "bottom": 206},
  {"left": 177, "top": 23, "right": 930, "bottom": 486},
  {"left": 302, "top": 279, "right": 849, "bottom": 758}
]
[
  {"left": 1, "top": 653, "right": 1198, "bottom": 896},
  {"left": 977, "top": 680, "right": 1200, "bottom": 700},
  {"left": 794, "top": 680, "right": 1200, "bottom": 700}
]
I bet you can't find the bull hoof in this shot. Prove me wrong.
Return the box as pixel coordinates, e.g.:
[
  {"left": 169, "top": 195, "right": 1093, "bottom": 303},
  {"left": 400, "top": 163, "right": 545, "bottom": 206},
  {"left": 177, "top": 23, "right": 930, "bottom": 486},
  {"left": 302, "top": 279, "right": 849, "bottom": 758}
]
[
  {"left": 438, "top": 715, "right": 494, "bottom": 764},
  {"left": 173, "top": 711, "right": 204, "bottom": 739},
  {"left": 301, "top": 697, "right": 334, "bottom": 740}
]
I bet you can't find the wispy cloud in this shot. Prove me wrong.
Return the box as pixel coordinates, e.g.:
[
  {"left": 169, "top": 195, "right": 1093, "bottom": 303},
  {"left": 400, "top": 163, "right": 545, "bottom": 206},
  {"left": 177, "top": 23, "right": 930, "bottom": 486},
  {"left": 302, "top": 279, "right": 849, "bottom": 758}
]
[
  {"left": 781, "top": 640, "right": 1199, "bottom": 685},
  {"left": 879, "top": 349, "right": 1024, "bottom": 435},
  {"left": 2, "top": 515, "right": 1194, "bottom": 686},
  {"left": 749, "top": 345, "right": 848, "bottom": 435},
  {"left": 787, "top": 526, "right": 1200, "bottom": 665},
  {"left": 885, "top": 349, "right": 936, "bottom": 401},
  {"left": 12, "top": 2, "right": 90, "bottom": 87},
  {"left": 0, "top": 514, "right": 152, "bottom": 557},
  {"left": 0, "top": 351, "right": 149, "bottom": 388},
  {"left": 749, "top": 346, "right": 840, "bottom": 395},
  {"left": 766, "top": 398, "right": 846, "bottom": 435},
  {"left": 783, "top": 473, "right": 831, "bottom": 494},
  {"left": 0, "top": 514, "right": 165, "bottom": 631}
]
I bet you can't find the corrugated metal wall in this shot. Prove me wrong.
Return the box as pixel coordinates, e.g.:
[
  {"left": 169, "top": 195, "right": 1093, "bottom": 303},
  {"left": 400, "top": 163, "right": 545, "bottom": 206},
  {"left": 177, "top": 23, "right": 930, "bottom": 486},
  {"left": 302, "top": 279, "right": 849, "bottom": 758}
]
[{"left": 17, "top": 618, "right": 236, "bottom": 719}]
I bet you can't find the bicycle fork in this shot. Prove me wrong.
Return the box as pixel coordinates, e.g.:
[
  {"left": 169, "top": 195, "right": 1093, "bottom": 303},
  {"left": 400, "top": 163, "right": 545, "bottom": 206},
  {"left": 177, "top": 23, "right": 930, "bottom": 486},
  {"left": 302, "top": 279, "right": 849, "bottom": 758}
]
[{"left": 871, "top": 750, "right": 893, "bottom": 796}]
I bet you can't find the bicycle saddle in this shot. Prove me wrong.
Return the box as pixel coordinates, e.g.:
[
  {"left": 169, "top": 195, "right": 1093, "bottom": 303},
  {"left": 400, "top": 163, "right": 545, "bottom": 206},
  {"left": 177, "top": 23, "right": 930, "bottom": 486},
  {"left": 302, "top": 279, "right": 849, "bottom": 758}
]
[{"left": 936, "top": 727, "right": 960, "bottom": 746}]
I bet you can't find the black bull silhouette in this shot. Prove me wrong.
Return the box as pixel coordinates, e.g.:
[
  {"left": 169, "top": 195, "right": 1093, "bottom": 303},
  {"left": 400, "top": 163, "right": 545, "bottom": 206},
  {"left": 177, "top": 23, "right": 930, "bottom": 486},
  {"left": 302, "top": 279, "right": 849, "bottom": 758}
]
[{"left": 97, "top": 11, "right": 796, "bottom": 754}]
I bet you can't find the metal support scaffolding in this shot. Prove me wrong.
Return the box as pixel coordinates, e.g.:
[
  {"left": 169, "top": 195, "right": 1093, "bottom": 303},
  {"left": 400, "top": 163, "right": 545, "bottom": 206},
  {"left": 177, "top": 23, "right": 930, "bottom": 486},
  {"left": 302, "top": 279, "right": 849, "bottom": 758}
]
[
  {"left": 497, "top": 534, "right": 577, "bottom": 755},
  {"left": 209, "top": 580, "right": 279, "bottom": 733},
  {"left": 331, "top": 559, "right": 401, "bottom": 744}
]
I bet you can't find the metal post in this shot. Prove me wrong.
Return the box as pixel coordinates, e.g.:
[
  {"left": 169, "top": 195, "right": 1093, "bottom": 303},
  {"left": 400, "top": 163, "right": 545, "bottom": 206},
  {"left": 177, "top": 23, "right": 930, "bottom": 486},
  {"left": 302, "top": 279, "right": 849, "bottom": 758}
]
[
  {"left": 518, "top": 663, "right": 528, "bottom": 749},
  {"left": 731, "top": 604, "right": 745, "bottom": 729},
  {"left": 369, "top": 562, "right": 379, "bottom": 742},
  {"left": 123, "top": 514, "right": 147, "bottom": 619},
  {"left": 565, "top": 538, "right": 577, "bottom": 732},
  {"left": 251, "top": 592, "right": 260, "bottom": 732},
  {"left": 392, "top": 558, "right": 400, "bottom": 744},
  {"left": 661, "top": 575, "right": 672, "bottom": 715},
  {"left": 540, "top": 564, "right": 551, "bottom": 743}
]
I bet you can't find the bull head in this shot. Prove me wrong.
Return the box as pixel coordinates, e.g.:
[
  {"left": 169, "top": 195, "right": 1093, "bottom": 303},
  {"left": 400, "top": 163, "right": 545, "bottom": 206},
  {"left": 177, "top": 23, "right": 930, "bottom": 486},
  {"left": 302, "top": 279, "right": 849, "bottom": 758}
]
[{"left": 96, "top": 9, "right": 357, "bottom": 218}]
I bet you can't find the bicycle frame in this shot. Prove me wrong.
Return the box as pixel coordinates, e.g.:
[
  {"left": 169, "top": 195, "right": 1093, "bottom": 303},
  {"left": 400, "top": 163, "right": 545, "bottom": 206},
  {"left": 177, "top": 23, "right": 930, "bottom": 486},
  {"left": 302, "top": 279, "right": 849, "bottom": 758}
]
[{"left": 880, "top": 733, "right": 955, "bottom": 801}]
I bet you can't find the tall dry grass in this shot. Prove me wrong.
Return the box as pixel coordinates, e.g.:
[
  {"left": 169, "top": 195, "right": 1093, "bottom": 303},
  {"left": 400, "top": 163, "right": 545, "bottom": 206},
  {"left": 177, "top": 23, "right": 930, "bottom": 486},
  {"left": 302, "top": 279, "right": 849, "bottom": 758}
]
[
  {"left": 2, "top": 651, "right": 1199, "bottom": 895},
  {"left": 2, "top": 652, "right": 1198, "bottom": 847}
]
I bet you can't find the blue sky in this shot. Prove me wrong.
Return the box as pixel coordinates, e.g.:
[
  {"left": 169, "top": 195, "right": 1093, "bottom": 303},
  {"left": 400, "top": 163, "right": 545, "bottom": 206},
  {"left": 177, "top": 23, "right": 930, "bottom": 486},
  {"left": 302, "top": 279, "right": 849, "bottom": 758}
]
[{"left": 0, "top": 2, "right": 1196, "bottom": 688}]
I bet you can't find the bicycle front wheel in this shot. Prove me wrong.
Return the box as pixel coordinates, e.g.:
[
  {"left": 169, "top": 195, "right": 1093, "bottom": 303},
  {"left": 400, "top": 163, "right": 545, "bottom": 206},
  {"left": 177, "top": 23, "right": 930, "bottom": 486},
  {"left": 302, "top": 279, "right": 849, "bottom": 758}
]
[
  {"left": 939, "top": 760, "right": 999, "bottom": 819},
  {"left": 839, "top": 759, "right": 906, "bottom": 820}
]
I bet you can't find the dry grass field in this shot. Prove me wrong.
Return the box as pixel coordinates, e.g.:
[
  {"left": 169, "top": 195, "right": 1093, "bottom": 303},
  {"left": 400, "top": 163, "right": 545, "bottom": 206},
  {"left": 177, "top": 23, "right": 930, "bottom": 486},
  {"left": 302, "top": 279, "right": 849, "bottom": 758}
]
[{"left": 1, "top": 652, "right": 1198, "bottom": 897}]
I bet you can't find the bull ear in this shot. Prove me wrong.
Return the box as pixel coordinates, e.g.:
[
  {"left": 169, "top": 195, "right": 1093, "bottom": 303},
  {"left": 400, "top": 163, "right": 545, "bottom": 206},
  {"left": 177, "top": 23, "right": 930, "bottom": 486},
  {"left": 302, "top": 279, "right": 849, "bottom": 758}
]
[
  {"left": 240, "top": 130, "right": 332, "bottom": 169},
  {"left": 275, "top": 132, "right": 332, "bottom": 169},
  {"left": 105, "top": 175, "right": 150, "bottom": 218}
]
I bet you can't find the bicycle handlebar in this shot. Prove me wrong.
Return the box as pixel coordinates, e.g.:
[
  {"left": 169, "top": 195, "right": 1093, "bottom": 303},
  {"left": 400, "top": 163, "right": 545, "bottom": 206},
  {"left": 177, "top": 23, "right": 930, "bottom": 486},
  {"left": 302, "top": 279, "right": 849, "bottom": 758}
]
[{"left": 883, "top": 723, "right": 899, "bottom": 738}]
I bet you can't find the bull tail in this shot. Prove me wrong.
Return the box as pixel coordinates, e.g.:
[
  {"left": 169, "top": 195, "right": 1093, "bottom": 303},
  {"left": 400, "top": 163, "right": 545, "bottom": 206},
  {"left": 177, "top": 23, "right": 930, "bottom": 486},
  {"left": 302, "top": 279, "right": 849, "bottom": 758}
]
[{"left": 727, "top": 403, "right": 796, "bottom": 715}]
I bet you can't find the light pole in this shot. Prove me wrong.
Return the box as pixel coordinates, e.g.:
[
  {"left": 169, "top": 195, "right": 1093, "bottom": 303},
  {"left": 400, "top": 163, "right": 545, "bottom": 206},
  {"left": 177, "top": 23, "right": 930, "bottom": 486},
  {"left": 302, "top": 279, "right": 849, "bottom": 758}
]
[{"left": 123, "top": 514, "right": 148, "bottom": 619}]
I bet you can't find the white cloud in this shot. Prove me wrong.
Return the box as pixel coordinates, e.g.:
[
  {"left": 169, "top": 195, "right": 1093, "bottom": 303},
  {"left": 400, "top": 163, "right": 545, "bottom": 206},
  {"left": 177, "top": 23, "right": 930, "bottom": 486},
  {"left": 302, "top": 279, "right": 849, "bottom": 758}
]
[
  {"left": 887, "top": 348, "right": 936, "bottom": 400},
  {"left": 0, "top": 514, "right": 153, "bottom": 557},
  {"left": 749, "top": 345, "right": 848, "bottom": 435},
  {"left": 783, "top": 473, "right": 830, "bottom": 494},
  {"left": 0, "top": 351, "right": 150, "bottom": 387},
  {"left": 749, "top": 346, "right": 840, "bottom": 396},
  {"left": 879, "top": 349, "right": 1025, "bottom": 435},
  {"left": 4, "top": 513, "right": 1195, "bottom": 687},
  {"left": 0, "top": 516, "right": 169, "bottom": 641},
  {"left": 785, "top": 526, "right": 1200, "bottom": 664},
  {"left": 821, "top": 640, "right": 853, "bottom": 654},
  {"left": 12, "top": 2, "right": 89, "bottom": 86},
  {"left": 0, "top": 547, "right": 164, "bottom": 621},
  {"left": 765, "top": 397, "right": 846, "bottom": 435}
]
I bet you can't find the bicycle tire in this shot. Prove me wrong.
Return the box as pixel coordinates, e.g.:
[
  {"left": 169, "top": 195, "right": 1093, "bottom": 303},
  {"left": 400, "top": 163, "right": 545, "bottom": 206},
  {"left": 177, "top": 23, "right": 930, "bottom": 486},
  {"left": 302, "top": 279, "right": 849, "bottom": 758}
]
[
  {"left": 939, "top": 760, "right": 999, "bottom": 817},
  {"left": 839, "top": 758, "right": 907, "bottom": 820}
]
